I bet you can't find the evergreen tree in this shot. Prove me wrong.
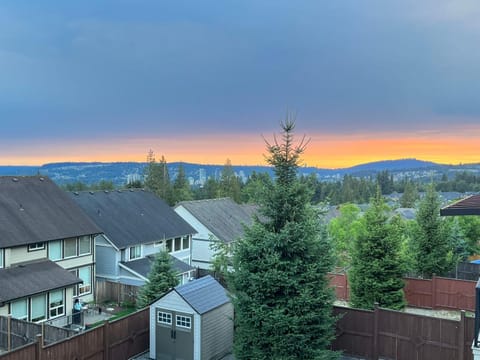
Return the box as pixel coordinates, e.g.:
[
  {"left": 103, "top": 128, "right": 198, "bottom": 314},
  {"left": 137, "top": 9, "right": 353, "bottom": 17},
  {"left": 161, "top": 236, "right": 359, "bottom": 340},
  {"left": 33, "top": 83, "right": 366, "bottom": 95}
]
[
  {"left": 399, "top": 180, "right": 418, "bottom": 208},
  {"left": 137, "top": 251, "right": 179, "bottom": 308},
  {"left": 144, "top": 150, "right": 174, "bottom": 205},
  {"left": 241, "top": 171, "right": 272, "bottom": 204},
  {"left": 413, "top": 184, "right": 451, "bottom": 277},
  {"left": 172, "top": 164, "right": 193, "bottom": 204},
  {"left": 230, "top": 120, "right": 338, "bottom": 360},
  {"left": 218, "top": 159, "right": 242, "bottom": 203},
  {"left": 349, "top": 190, "right": 406, "bottom": 310}
]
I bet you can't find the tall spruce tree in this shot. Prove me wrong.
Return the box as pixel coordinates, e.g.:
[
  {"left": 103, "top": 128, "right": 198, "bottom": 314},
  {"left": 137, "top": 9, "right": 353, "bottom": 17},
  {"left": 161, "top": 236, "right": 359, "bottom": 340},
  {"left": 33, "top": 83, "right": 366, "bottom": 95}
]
[
  {"left": 349, "top": 189, "right": 406, "bottom": 310},
  {"left": 414, "top": 184, "right": 451, "bottom": 277},
  {"left": 144, "top": 151, "right": 174, "bottom": 205},
  {"left": 172, "top": 164, "right": 193, "bottom": 204},
  {"left": 137, "top": 251, "right": 178, "bottom": 308},
  {"left": 230, "top": 120, "right": 338, "bottom": 360}
]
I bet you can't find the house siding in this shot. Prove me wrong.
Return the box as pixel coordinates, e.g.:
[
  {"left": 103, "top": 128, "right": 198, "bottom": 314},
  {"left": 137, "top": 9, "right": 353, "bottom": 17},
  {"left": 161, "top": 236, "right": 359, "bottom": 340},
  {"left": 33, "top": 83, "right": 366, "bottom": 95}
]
[
  {"left": 57, "top": 254, "right": 94, "bottom": 270},
  {"left": 96, "top": 243, "right": 118, "bottom": 278},
  {"left": 191, "top": 238, "right": 216, "bottom": 270},
  {"left": 201, "top": 303, "right": 234, "bottom": 360},
  {"left": 5, "top": 246, "right": 47, "bottom": 267},
  {"left": 118, "top": 267, "right": 145, "bottom": 286}
]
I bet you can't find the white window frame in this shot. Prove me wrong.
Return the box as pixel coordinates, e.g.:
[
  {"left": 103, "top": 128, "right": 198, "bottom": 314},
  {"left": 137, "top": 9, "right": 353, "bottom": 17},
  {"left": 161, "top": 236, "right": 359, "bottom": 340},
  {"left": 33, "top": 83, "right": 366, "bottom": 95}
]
[
  {"left": 28, "top": 242, "right": 45, "bottom": 252},
  {"left": 31, "top": 294, "right": 47, "bottom": 322},
  {"left": 0, "top": 248, "right": 3, "bottom": 269},
  {"left": 157, "top": 311, "right": 172, "bottom": 325},
  {"left": 78, "top": 235, "right": 91, "bottom": 256},
  {"left": 10, "top": 299, "right": 28, "bottom": 320},
  {"left": 182, "top": 236, "right": 189, "bottom": 250},
  {"left": 129, "top": 245, "right": 141, "bottom": 260},
  {"left": 153, "top": 240, "right": 164, "bottom": 248},
  {"left": 49, "top": 290, "right": 65, "bottom": 319},
  {"left": 63, "top": 238, "right": 77, "bottom": 258},
  {"left": 48, "top": 240, "right": 62, "bottom": 261},
  {"left": 176, "top": 315, "right": 191, "bottom": 329},
  {"left": 78, "top": 266, "right": 92, "bottom": 296}
]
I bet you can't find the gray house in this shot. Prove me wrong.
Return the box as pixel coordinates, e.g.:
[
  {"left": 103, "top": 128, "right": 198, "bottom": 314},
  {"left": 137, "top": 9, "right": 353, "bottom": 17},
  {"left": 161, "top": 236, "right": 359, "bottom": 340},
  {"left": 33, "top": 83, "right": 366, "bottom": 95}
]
[
  {"left": 149, "top": 275, "right": 233, "bottom": 360},
  {"left": 69, "top": 189, "right": 197, "bottom": 287},
  {"left": 174, "top": 198, "right": 256, "bottom": 270},
  {"left": 0, "top": 176, "right": 101, "bottom": 325}
]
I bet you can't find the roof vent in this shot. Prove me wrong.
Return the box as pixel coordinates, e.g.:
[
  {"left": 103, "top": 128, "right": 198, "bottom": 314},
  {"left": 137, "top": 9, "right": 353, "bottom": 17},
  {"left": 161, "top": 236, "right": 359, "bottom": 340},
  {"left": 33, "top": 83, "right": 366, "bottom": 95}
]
[
  {"left": 129, "top": 189, "right": 134, "bottom": 192},
  {"left": 117, "top": 190, "right": 122, "bottom": 193},
  {"left": 39, "top": 177, "right": 44, "bottom": 181},
  {"left": 74, "top": 191, "right": 79, "bottom": 196},
  {"left": 104, "top": 190, "right": 109, "bottom": 194},
  {"left": 97, "top": 209, "right": 101, "bottom": 216},
  {"left": 89, "top": 191, "right": 94, "bottom": 195},
  {"left": 19, "top": 204, "right": 24, "bottom": 211},
  {"left": 12, "top": 178, "right": 18, "bottom": 182}
]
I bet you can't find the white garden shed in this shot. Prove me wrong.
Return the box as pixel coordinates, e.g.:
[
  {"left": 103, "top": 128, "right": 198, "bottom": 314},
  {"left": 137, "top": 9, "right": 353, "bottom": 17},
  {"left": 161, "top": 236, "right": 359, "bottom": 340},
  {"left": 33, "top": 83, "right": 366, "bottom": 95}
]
[{"left": 149, "top": 275, "right": 233, "bottom": 360}]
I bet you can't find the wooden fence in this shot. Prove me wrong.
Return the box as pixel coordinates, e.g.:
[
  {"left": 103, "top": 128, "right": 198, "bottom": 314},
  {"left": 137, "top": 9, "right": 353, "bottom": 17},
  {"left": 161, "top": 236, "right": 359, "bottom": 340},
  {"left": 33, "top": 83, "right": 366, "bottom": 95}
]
[
  {"left": 333, "top": 305, "right": 475, "bottom": 360},
  {"left": 95, "top": 281, "right": 140, "bottom": 306},
  {"left": 329, "top": 272, "right": 477, "bottom": 312},
  {"left": 0, "top": 308, "right": 149, "bottom": 360}
]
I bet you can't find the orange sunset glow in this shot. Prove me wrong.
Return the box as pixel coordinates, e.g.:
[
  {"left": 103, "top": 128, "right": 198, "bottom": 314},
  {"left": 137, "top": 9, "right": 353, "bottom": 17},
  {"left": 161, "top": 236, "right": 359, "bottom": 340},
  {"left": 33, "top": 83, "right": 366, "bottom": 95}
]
[{"left": 2, "top": 130, "right": 479, "bottom": 168}]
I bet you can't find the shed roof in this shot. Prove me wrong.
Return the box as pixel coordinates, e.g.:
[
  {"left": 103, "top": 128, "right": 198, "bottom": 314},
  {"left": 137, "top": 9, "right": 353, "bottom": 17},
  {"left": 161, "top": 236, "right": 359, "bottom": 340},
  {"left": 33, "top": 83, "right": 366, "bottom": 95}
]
[
  {"left": 69, "top": 189, "right": 195, "bottom": 249},
  {"left": 0, "top": 260, "right": 82, "bottom": 304},
  {"left": 440, "top": 195, "right": 480, "bottom": 216},
  {"left": 120, "top": 254, "right": 195, "bottom": 279},
  {"left": 175, "top": 275, "right": 229, "bottom": 315},
  {"left": 0, "top": 176, "right": 102, "bottom": 248},
  {"left": 175, "top": 198, "right": 255, "bottom": 243}
]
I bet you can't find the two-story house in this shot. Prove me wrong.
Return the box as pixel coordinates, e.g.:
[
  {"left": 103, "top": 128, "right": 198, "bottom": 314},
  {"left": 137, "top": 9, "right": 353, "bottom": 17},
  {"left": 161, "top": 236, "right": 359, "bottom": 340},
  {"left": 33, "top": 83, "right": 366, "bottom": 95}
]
[
  {"left": 69, "top": 189, "right": 197, "bottom": 288},
  {"left": 174, "top": 198, "right": 256, "bottom": 270},
  {"left": 0, "top": 176, "right": 101, "bottom": 324}
]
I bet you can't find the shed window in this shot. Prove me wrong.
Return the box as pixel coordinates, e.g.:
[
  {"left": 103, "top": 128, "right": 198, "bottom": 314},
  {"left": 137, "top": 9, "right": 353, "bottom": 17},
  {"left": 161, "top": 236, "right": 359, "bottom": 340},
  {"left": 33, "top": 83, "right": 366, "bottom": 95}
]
[
  {"left": 157, "top": 311, "right": 172, "bottom": 325},
  {"left": 176, "top": 315, "right": 191, "bottom": 329}
]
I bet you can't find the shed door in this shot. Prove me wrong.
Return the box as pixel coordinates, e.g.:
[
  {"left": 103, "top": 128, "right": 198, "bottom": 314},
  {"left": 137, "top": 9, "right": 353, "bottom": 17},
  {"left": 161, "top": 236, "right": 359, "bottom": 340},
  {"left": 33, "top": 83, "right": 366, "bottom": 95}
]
[{"left": 156, "top": 309, "right": 194, "bottom": 360}]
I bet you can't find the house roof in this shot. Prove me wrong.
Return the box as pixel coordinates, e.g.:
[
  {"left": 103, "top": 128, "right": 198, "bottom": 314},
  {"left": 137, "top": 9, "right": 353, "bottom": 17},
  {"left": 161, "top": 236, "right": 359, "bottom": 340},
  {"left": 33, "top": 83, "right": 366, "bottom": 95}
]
[
  {"left": 0, "top": 176, "right": 102, "bottom": 248},
  {"left": 120, "top": 254, "right": 195, "bottom": 279},
  {"left": 175, "top": 198, "right": 255, "bottom": 243},
  {"left": 69, "top": 189, "right": 195, "bottom": 249},
  {"left": 440, "top": 195, "right": 480, "bottom": 216},
  {"left": 0, "top": 260, "right": 82, "bottom": 304},
  {"left": 175, "top": 275, "right": 229, "bottom": 315}
]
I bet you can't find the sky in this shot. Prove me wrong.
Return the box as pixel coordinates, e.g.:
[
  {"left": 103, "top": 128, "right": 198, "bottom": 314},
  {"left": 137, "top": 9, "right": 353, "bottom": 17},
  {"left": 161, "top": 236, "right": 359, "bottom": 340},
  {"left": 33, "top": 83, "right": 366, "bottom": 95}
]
[{"left": 1, "top": 1, "right": 480, "bottom": 168}]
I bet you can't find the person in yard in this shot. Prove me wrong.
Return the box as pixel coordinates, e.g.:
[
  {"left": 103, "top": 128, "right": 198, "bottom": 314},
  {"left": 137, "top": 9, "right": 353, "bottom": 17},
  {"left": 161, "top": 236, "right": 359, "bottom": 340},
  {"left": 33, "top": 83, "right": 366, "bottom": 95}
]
[{"left": 73, "top": 299, "right": 82, "bottom": 324}]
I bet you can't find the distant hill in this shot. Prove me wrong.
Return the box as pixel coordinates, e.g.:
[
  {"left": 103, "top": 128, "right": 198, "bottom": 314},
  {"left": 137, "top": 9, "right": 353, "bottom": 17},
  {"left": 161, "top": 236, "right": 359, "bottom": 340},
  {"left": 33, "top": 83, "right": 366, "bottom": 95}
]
[{"left": 0, "top": 158, "right": 477, "bottom": 186}]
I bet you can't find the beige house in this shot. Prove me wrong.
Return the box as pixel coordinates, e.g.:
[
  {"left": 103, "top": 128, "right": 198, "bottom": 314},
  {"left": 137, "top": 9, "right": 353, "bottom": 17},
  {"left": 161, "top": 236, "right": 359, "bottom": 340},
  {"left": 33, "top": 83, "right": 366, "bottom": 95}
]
[{"left": 0, "top": 176, "right": 101, "bottom": 325}]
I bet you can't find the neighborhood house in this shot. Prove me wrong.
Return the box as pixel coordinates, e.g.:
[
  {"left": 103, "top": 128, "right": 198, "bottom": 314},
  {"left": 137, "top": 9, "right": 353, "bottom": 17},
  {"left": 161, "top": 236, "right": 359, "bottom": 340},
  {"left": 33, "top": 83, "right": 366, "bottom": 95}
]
[{"left": 0, "top": 176, "right": 101, "bottom": 326}]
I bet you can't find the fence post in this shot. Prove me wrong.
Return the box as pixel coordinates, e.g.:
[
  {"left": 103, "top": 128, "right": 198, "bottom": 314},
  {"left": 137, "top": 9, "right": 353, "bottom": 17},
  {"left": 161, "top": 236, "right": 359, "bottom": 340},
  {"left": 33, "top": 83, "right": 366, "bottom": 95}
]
[
  {"left": 344, "top": 273, "right": 349, "bottom": 300},
  {"left": 7, "top": 315, "right": 11, "bottom": 352},
  {"left": 459, "top": 310, "right": 465, "bottom": 360},
  {"left": 432, "top": 274, "right": 437, "bottom": 309},
  {"left": 103, "top": 320, "right": 110, "bottom": 360},
  {"left": 373, "top": 303, "right": 379, "bottom": 360},
  {"left": 35, "top": 333, "right": 43, "bottom": 360}
]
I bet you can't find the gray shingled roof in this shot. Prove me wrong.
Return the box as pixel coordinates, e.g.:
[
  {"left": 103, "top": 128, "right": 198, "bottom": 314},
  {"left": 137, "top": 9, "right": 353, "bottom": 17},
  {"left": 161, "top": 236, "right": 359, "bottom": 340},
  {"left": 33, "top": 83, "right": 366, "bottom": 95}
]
[
  {"left": 120, "top": 254, "right": 195, "bottom": 278},
  {"left": 175, "top": 275, "right": 229, "bottom": 315},
  {"left": 175, "top": 198, "right": 255, "bottom": 243},
  {"left": 0, "top": 176, "right": 102, "bottom": 248},
  {"left": 0, "top": 260, "right": 82, "bottom": 304},
  {"left": 69, "top": 189, "right": 195, "bottom": 249}
]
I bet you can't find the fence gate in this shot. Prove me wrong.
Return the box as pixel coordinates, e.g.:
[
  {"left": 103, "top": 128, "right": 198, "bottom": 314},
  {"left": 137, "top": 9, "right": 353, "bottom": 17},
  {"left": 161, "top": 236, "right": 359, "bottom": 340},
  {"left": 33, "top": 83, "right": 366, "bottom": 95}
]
[{"left": 156, "top": 308, "right": 194, "bottom": 360}]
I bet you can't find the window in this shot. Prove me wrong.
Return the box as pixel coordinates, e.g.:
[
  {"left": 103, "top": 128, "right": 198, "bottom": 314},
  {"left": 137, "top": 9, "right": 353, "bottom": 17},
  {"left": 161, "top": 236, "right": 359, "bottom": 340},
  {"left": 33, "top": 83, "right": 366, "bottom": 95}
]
[
  {"left": 182, "top": 236, "right": 189, "bottom": 250},
  {"left": 129, "top": 245, "right": 141, "bottom": 260},
  {"left": 78, "top": 266, "right": 92, "bottom": 295},
  {"left": 176, "top": 315, "right": 191, "bottom": 329},
  {"left": 49, "top": 290, "right": 64, "bottom": 318},
  {"left": 28, "top": 242, "right": 45, "bottom": 251},
  {"left": 166, "top": 239, "right": 173, "bottom": 253},
  {"left": 157, "top": 311, "right": 172, "bottom": 325},
  {"left": 64, "top": 238, "right": 77, "bottom": 258},
  {"left": 78, "top": 236, "right": 91, "bottom": 255},
  {"left": 31, "top": 294, "right": 46, "bottom": 322},
  {"left": 11, "top": 299, "right": 27, "bottom": 320},
  {"left": 174, "top": 237, "right": 181, "bottom": 251},
  {"left": 153, "top": 241, "right": 163, "bottom": 247},
  {"left": 0, "top": 248, "right": 3, "bottom": 268},
  {"left": 48, "top": 240, "right": 62, "bottom": 261},
  {"left": 70, "top": 270, "right": 78, "bottom": 296}
]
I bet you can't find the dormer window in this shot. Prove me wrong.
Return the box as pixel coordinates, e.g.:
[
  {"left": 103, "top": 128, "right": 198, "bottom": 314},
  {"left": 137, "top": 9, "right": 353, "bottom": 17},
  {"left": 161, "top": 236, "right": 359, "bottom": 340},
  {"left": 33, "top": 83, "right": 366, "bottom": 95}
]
[
  {"left": 129, "top": 245, "right": 141, "bottom": 260},
  {"left": 28, "top": 242, "right": 45, "bottom": 252}
]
